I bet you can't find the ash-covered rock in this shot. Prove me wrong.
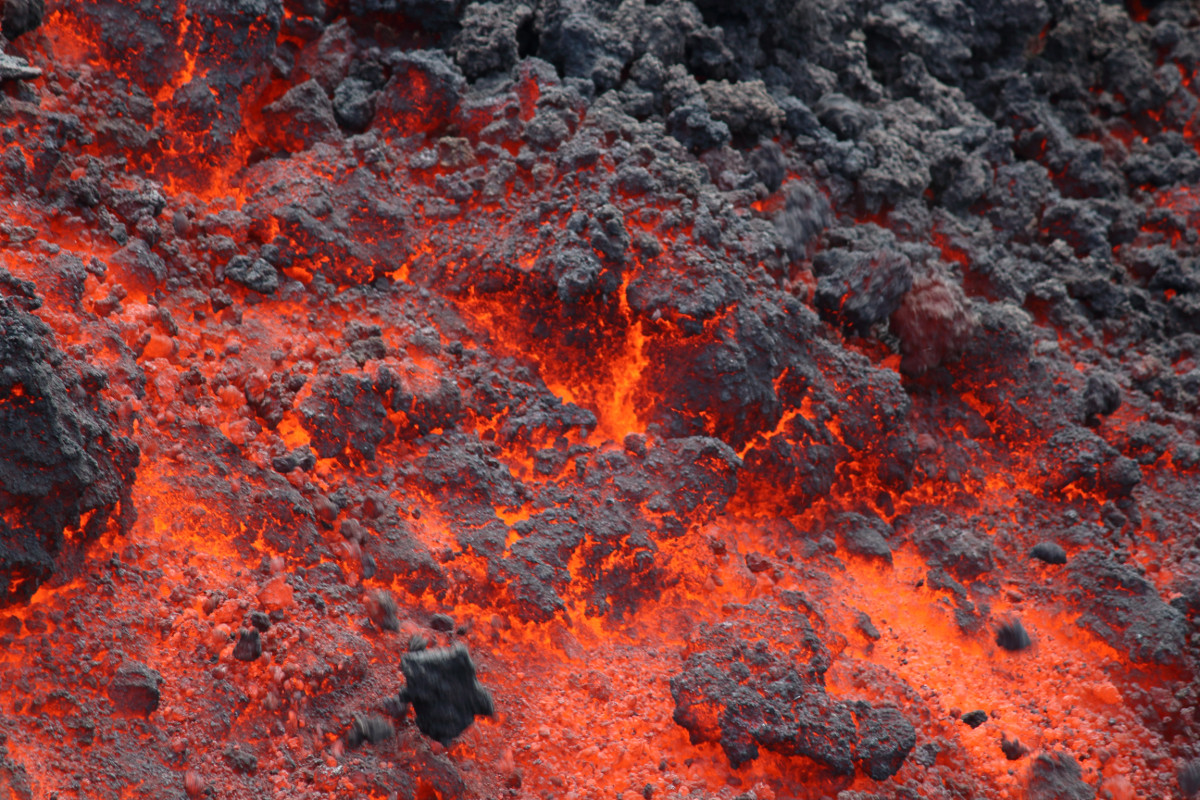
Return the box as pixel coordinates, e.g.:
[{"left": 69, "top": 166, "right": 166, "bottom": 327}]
[{"left": 1068, "top": 551, "right": 1188, "bottom": 665}]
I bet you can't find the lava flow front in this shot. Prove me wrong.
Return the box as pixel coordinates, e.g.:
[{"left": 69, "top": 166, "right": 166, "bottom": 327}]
[{"left": 2, "top": 0, "right": 1200, "bottom": 798}]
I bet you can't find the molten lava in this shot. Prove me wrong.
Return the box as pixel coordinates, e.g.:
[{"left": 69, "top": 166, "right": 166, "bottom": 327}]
[{"left": 1, "top": 1, "right": 1200, "bottom": 799}]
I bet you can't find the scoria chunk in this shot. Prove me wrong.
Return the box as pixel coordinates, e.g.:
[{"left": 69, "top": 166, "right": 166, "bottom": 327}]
[{"left": 399, "top": 644, "right": 494, "bottom": 745}]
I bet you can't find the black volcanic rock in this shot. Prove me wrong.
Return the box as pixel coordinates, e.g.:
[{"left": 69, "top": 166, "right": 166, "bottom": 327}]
[
  {"left": 224, "top": 255, "right": 279, "bottom": 295},
  {"left": 853, "top": 702, "right": 916, "bottom": 780},
  {"left": 1, "top": 0, "right": 43, "bottom": 40},
  {"left": 399, "top": 644, "right": 494, "bottom": 745},
  {"left": 1068, "top": 551, "right": 1188, "bottom": 665},
  {"left": 1080, "top": 371, "right": 1121, "bottom": 427},
  {"left": 1031, "top": 542, "right": 1067, "bottom": 565},
  {"left": 961, "top": 710, "right": 987, "bottom": 728},
  {"left": 0, "top": 282, "right": 138, "bottom": 605},
  {"left": 233, "top": 628, "right": 262, "bottom": 661},
  {"left": 833, "top": 512, "right": 894, "bottom": 563},
  {"left": 108, "top": 662, "right": 162, "bottom": 716},
  {"left": 995, "top": 620, "right": 1032, "bottom": 652},
  {"left": 912, "top": 522, "right": 993, "bottom": 582},
  {"left": 813, "top": 225, "right": 914, "bottom": 332}
]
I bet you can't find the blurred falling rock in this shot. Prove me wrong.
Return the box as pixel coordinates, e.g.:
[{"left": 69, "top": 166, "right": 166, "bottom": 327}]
[
  {"left": 1026, "top": 752, "right": 1096, "bottom": 800},
  {"left": 232, "top": 627, "right": 262, "bottom": 661},
  {"left": 381, "top": 693, "right": 410, "bottom": 719},
  {"left": 995, "top": 620, "right": 1032, "bottom": 651},
  {"left": 1180, "top": 760, "right": 1200, "bottom": 797},
  {"left": 1031, "top": 542, "right": 1068, "bottom": 565},
  {"left": 400, "top": 643, "right": 494, "bottom": 745},
  {"left": 346, "top": 713, "right": 395, "bottom": 748},
  {"left": 108, "top": 662, "right": 162, "bottom": 716},
  {"left": 365, "top": 589, "right": 399, "bottom": 632},
  {"left": 1002, "top": 734, "right": 1029, "bottom": 760}
]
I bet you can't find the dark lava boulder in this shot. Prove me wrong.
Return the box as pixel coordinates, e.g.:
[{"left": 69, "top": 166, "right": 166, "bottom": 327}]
[
  {"left": 399, "top": 644, "right": 494, "bottom": 745},
  {"left": 670, "top": 606, "right": 915, "bottom": 779},
  {"left": 108, "top": 662, "right": 163, "bottom": 716},
  {"left": 0, "top": 280, "right": 138, "bottom": 605}
]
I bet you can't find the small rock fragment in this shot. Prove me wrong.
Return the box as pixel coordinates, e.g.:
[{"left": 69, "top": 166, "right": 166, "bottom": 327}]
[
  {"left": 365, "top": 589, "right": 399, "bottom": 632},
  {"left": 232, "top": 628, "right": 262, "bottom": 661},
  {"left": 346, "top": 714, "right": 395, "bottom": 748},
  {"left": 382, "top": 693, "right": 410, "bottom": 719},
  {"left": 1081, "top": 371, "right": 1121, "bottom": 427},
  {"left": 248, "top": 610, "right": 271, "bottom": 631},
  {"left": 225, "top": 255, "right": 279, "bottom": 294},
  {"left": 1001, "top": 734, "right": 1029, "bottom": 760},
  {"left": 961, "top": 710, "right": 987, "bottom": 728},
  {"left": 429, "top": 612, "right": 455, "bottom": 632},
  {"left": 223, "top": 745, "right": 258, "bottom": 774}
]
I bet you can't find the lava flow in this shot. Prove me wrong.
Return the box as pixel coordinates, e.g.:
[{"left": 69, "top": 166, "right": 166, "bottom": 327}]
[{"left": 2, "top": 0, "right": 1200, "bottom": 799}]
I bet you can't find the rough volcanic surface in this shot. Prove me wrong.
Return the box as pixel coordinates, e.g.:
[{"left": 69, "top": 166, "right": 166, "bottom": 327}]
[{"left": 0, "top": 0, "right": 1198, "bottom": 799}]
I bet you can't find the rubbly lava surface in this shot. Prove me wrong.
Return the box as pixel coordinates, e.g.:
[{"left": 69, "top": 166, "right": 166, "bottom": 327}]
[{"left": 2, "top": 0, "right": 1200, "bottom": 798}]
